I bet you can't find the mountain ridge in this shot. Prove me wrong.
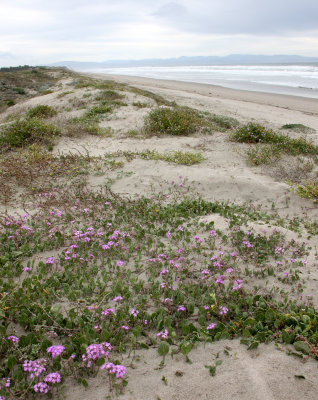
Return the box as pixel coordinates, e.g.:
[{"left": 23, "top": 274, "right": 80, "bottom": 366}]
[{"left": 51, "top": 54, "right": 318, "bottom": 69}]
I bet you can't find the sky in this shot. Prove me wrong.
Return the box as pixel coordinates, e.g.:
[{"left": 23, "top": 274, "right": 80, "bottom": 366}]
[{"left": 1, "top": 0, "right": 318, "bottom": 66}]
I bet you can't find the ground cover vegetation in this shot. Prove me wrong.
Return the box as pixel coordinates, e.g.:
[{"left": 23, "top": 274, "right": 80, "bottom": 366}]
[
  {"left": 1, "top": 71, "right": 318, "bottom": 398},
  {"left": 1, "top": 164, "right": 318, "bottom": 399},
  {"left": 232, "top": 123, "right": 318, "bottom": 202},
  {"left": 0, "top": 67, "right": 71, "bottom": 112}
]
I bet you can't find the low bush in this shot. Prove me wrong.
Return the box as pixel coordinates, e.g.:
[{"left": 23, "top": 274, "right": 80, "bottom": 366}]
[
  {"left": 83, "top": 105, "right": 113, "bottom": 120},
  {"left": 294, "top": 181, "right": 318, "bottom": 203},
  {"left": 26, "top": 105, "right": 57, "bottom": 119},
  {"left": 0, "top": 118, "right": 61, "bottom": 150},
  {"left": 139, "top": 150, "right": 206, "bottom": 165},
  {"left": 144, "top": 106, "right": 205, "bottom": 136},
  {"left": 281, "top": 123, "right": 315, "bottom": 134},
  {"left": 246, "top": 144, "right": 281, "bottom": 165},
  {"left": 232, "top": 123, "right": 318, "bottom": 157},
  {"left": 95, "top": 90, "right": 125, "bottom": 102}
]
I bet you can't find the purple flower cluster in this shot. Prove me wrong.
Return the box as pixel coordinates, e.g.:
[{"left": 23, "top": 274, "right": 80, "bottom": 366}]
[
  {"left": 33, "top": 382, "right": 49, "bottom": 394},
  {"left": 157, "top": 329, "right": 168, "bottom": 339},
  {"left": 23, "top": 359, "right": 46, "bottom": 379},
  {"left": 44, "top": 372, "right": 61, "bottom": 384},
  {"left": 46, "top": 345, "right": 65, "bottom": 359},
  {"left": 101, "top": 308, "right": 115, "bottom": 317},
  {"left": 7, "top": 335, "right": 19, "bottom": 343},
  {"left": 82, "top": 342, "right": 112, "bottom": 368},
  {"left": 101, "top": 363, "right": 126, "bottom": 379},
  {"left": 207, "top": 322, "right": 217, "bottom": 330},
  {"left": 219, "top": 306, "right": 229, "bottom": 315},
  {"left": 130, "top": 309, "right": 139, "bottom": 318}
]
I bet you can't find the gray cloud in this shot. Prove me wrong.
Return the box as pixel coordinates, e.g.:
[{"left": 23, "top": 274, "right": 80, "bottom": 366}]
[
  {"left": 153, "top": 0, "right": 318, "bottom": 35},
  {"left": 0, "top": 0, "right": 317, "bottom": 66}
]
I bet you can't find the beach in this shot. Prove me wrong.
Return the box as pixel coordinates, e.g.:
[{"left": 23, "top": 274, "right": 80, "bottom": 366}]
[
  {"left": 1, "top": 69, "right": 318, "bottom": 400},
  {"left": 89, "top": 72, "right": 318, "bottom": 126}
]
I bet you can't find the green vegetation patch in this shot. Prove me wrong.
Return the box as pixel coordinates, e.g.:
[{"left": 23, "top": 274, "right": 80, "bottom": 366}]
[
  {"left": 129, "top": 86, "right": 172, "bottom": 106},
  {"left": 232, "top": 123, "right": 318, "bottom": 158},
  {"left": 0, "top": 67, "right": 68, "bottom": 111},
  {"left": 83, "top": 104, "right": 113, "bottom": 120},
  {"left": 113, "top": 150, "right": 206, "bottom": 165},
  {"left": 145, "top": 106, "right": 208, "bottom": 136},
  {"left": 246, "top": 144, "right": 281, "bottom": 166},
  {"left": 0, "top": 118, "right": 61, "bottom": 151},
  {"left": 281, "top": 123, "right": 316, "bottom": 134},
  {"left": 206, "top": 113, "right": 240, "bottom": 131},
  {"left": 1, "top": 174, "right": 318, "bottom": 398},
  {"left": 26, "top": 105, "right": 58, "bottom": 119},
  {"left": 293, "top": 181, "right": 318, "bottom": 203},
  {"left": 95, "top": 89, "right": 125, "bottom": 102},
  {"left": 144, "top": 150, "right": 205, "bottom": 165}
]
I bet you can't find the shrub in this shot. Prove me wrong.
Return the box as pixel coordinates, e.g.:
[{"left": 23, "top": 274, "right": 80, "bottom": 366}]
[
  {"left": 0, "top": 118, "right": 61, "bottom": 150},
  {"left": 139, "top": 150, "right": 206, "bottom": 165},
  {"left": 65, "top": 118, "right": 112, "bottom": 137},
  {"left": 281, "top": 123, "right": 315, "bottom": 134},
  {"left": 232, "top": 123, "right": 276, "bottom": 143},
  {"left": 232, "top": 123, "right": 318, "bottom": 157},
  {"left": 144, "top": 107, "right": 204, "bottom": 136},
  {"left": 294, "top": 181, "right": 318, "bottom": 203},
  {"left": 26, "top": 105, "right": 57, "bottom": 119},
  {"left": 208, "top": 114, "right": 240, "bottom": 130},
  {"left": 84, "top": 105, "right": 113, "bottom": 119},
  {"left": 14, "top": 87, "right": 26, "bottom": 95},
  {"left": 246, "top": 144, "right": 281, "bottom": 166},
  {"left": 95, "top": 90, "right": 125, "bottom": 102},
  {"left": 132, "top": 101, "right": 148, "bottom": 108}
]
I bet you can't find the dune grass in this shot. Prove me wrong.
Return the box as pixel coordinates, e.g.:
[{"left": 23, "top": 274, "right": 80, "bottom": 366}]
[{"left": 232, "top": 123, "right": 318, "bottom": 158}]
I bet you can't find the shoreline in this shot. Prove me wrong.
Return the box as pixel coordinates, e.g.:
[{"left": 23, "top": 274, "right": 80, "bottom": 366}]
[
  {"left": 84, "top": 72, "right": 318, "bottom": 134},
  {"left": 86, "top": 72, "right": 318, "bottom": 116}
]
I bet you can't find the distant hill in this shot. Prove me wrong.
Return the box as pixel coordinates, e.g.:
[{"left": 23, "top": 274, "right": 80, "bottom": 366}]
[{"left": 51, "top": 54, "right": 318, "bottom": 69}]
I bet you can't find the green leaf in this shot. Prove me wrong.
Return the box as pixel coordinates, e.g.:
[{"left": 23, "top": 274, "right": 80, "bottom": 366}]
[
  {"left": 96, "top": 357, "right": 105, "bottom": 367},
  {"left": 248, "top": 341, "right": 259, "bottom": 350},
  {"left": 265, "top": 309, "right": 275, "bottom": 322},
  {"left": 180, "top": 342, "right": 193, "bottom": 356},
  {"left": 162, "top": 376, "right": 168, "bottom": 385},
  {"left": 282, "top": 330, "right": 294, "bottom": 344},
  {"left": 158, "top": 341, "right": 169, "bottom": 357},
  {"left": 7, "top": 356, "right": 16, "bottom": 370},
  {"left": 139, "top": 342, "right": 149, "bottom": 349},
  {"left": 294, "top": 341, "right": 310, "bottom": 355},
  {"left": 205, "top": 365, "right": 216, "bottom": 376},
  {"left": 215, "top": 360, "right": 223, "bottom": 367},
  {"left": 243, "top": 329, "right": 251, "bottom": 338}
]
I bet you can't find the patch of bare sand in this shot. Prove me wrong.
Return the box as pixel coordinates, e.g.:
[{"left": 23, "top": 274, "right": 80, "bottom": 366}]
[{"left": 64, "top": 340, "right": 318, "bottom": 400}]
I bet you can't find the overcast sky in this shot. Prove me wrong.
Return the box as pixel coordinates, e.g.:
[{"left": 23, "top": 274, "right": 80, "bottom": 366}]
[{"left": 1, "top": 0, "right": 318, "bottom": 66}]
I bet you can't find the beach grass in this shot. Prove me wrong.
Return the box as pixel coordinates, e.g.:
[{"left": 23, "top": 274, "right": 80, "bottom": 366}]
[{"left": 232, "top": 123, "right": 318, "bottom": 158}]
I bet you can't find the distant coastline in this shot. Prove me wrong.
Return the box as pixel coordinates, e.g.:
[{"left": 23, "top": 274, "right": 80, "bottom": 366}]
[{"left": 79, "top": 64, "right": 318, "bottom": 99}]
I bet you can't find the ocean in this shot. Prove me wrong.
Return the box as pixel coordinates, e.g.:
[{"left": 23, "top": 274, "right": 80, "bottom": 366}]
[{"left": 79, "top": 64, "right": 318, "bottom": 99}]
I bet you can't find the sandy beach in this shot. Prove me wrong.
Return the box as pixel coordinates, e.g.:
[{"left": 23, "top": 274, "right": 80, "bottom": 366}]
[{"left": 1, "top": 69, "right": 318, "bottom": 400}]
